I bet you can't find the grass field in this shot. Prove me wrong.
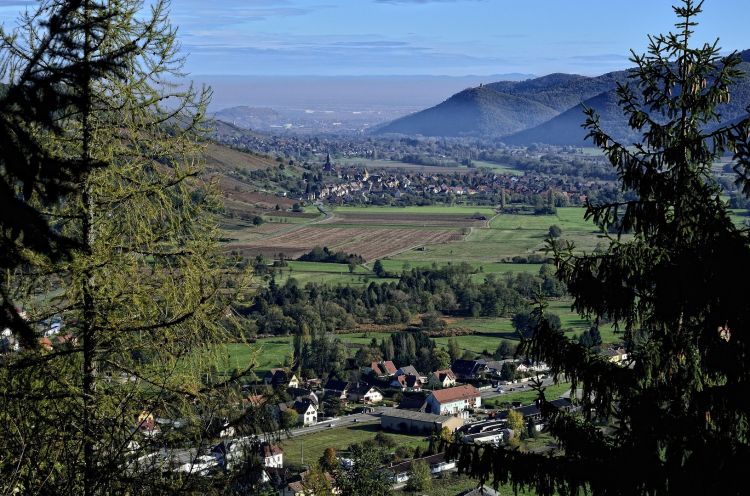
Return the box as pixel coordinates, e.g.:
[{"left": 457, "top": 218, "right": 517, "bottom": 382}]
[
  {"left": 483, "top": 382, "right": 572, "bottom": 409},
  {"left": 271, "top": 261, "right": 381, "bottom": 287},
  {"left": 281, "top": 423, "right": 428, "bottom": 466},
  {"left": 470, "top": 160, "right": 524, "bottom": 175},
  {"left": 222, "top": 340, "right": 292, "bottom": 377}
]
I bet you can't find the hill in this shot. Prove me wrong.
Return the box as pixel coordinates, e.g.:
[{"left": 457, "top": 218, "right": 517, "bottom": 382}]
[
  {"left": 488, "top": 70, "right": 630, "bottom": 111},
  {"left": 376, "top": 55, "right": 750, "bottom": 145},
  {"left": 504, "top": 61, "right": 750, "bottom": 146},
  {"left": 502, "top": 89, "right": 638, "bottom": 146},
  {"left": 204, "top": 142, "right": 278, "bottom": 172},
  {"left": 375, "top": 86, "right": 558, "bottom": 137}
]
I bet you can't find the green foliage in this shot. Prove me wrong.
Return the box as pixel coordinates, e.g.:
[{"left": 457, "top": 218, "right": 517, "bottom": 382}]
[
  {"left": 452, "top": 3, "right": 750, "bottom": 494},
  {"left": 405, "top": 459, "right": 432, "bottom": 493},
  {"left": 333, "top": 443, "right": 391, "bottom": 496},
  {"left": 506, "top": 409, "right": 525, "bottom": 435},
  {"left": 298, "top": 246, "right": 365, "bottom": 265},
  {"left": 0, "top": 1, "right": 257, "bottom": 494},
  {"left": 373, "top": 259, "right": 386, "bottom": 277},
  {"left": 302, "top": 463, "right": 335, "bottom": 495},
  {"left": 281, "top": 408, "right": 300, "bottom": 429},
  {"left": 320, "top": 447, "right": 339, "bottom": 471},
  {"left": 499, "top": 362, "right": 517, "bottom": 382}
]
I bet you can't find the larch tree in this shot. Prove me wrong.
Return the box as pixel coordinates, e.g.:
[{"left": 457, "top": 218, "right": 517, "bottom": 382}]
[
  {"left": 0, "top": 1, "right": 257, "bottom": 494},
  {"left": 449, "top": 2, "right": 750, "bottom": 495}
]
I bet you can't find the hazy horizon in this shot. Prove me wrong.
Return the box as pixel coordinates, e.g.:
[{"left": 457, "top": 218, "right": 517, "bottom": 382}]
[{"left": 1, "top": 0, "right": 747, "bottom": 78}]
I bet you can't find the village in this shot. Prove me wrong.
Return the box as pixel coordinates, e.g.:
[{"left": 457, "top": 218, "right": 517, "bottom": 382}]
[{"left": 130, "top": 347, "right": 628, "bottom": 495}]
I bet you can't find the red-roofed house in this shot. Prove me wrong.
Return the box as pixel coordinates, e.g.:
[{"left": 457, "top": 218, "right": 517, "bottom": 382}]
[
  {"left": 261, "top": 443, "right": 283, "bottom": 469},
  {"left": 364, "top": 360, "right": 398, "bottom": 378},
  {"left": 382, "top": 360, "right": 398, "bottom": 376},
  {"left": 427, "top": 369, "right": 457, "bottom": 389},
  {"left": 424, "top": 385, "right": 481, "bottom": 415}
]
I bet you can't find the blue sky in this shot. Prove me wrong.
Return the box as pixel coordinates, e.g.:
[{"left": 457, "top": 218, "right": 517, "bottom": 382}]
[{"left": 0, "top": 0, "right": 747, "bottom": 77}]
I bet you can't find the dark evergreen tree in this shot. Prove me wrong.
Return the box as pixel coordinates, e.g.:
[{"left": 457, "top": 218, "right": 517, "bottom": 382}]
[{"left": 449, "top": 2, "right": 750, "bottom": 494}]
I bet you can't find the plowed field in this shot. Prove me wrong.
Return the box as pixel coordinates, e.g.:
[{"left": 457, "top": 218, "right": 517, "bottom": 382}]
[
  {"left": 322, "top": 212, "right": 487, "bottom": 228},
  {"left": 230, "top": 226, "right": 464, "bottom": 260}
]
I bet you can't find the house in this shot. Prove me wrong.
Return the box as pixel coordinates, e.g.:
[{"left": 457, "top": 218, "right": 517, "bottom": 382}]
[
  {"left": 516, "top": 361, "right": 547, "bottom": 374},
  {"left": 398, "top": 393, "right": 427, "bottom": 411},
  {"left": 396, "top": 365, "right": 421, "bottom": 378},
  {"left": 364, "top": 360, "right": 398, "bottom": 378},
  {"left": 380, "top": 407, "right": 465, "bottom": 434},
  {"left": 287, "top": 387, "right": 319, "bottom": 405},
  {"left": 451, "top": 359, "right": 487, "bottom": 380},
  {"left": 281, "top": 469, "right": 338, "bottom": 496},
  {"left": 261, "top": 443, "right": 283, "bottom": 469},
  {"left": 381, "top": 360, "right": 397, "bottom": 375},
  {"left": 424, "top": 385, "right": 481, "bottom": 416},
  {"left": 387, "top": 452, "right": 456, "bottom": 484},
  {"left": 263, "top": 368, "right": 300, "bottom": 389},
  {"left": 484, "top": 360, "right": 515, "bottom": 375},
  {"left": 427, "top": 369, "right": 457, "bottom": 389},
  {"left": 292, "top": 398, "right": 318, "bottom": 426},
  {"left": 365, "top": 361, "right": 385, "bottom": 377},
  {"left": 602, "top": 346, "right": 628, "bottom": 364},
  {"left": 323, "top": 379, "right": 351, "bottom": 400},
  {"left": 256, "top": 443, "right": 284, "bottom": 483},
  {"left": 390, "top": 374, "right": 423, "bottom": 392},
  {"left": 347, "top": 383, "right": 383, "bottom": 404}
]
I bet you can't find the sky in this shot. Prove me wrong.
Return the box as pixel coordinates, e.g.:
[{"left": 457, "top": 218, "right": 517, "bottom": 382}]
[{"left": 0, "top": 0, "right": 747, "bottom": 78}]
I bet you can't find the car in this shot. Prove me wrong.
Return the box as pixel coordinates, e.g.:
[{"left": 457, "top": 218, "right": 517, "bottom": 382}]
[{"left": 352, "top": 418, "right": 359, "bottom": 423}]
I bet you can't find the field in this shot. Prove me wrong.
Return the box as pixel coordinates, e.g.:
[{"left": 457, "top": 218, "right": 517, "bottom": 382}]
[
  {"left": 273, "top": 261, "right": 396, "bottom": 287},
  {"left": 229, "top": 225, "right": 466, "bottom": 260},
  {"left": 483, "top": 382, "right": 573, "bottom": 409},
  {"left": 217, "top": 202, "right": 623, "bottom": 380},
  {"left": 338, "top": 157, "right": 476, "bottom": 173},
  {"left": 324, "top": 211, "right": 488, "bottom": 228},
  {"left": 470, "top": 160, "right": 524, "bottom": 175},
  {"left": 281, "top": 423, "right": 429, "bottom": 466}
]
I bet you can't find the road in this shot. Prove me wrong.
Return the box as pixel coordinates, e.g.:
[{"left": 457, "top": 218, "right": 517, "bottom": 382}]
[
  {"left": 149, "top": 410, "right": 384, "bottom": 473},
  {"left": 284, "top": 410, "right": 382, "bottom": 438}
]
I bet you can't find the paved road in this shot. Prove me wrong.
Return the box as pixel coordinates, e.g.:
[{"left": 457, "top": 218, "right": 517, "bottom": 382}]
[{"left": 284, "top": 411, "right": 382, "bottom": 438}]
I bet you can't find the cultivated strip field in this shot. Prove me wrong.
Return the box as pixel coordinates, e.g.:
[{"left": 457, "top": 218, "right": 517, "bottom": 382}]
[
  {"left": 322, "top": 211, "right": 487, "bottom": 228},
  {"left": 230, "top": 225, "right": 465, "bottom": 260}
]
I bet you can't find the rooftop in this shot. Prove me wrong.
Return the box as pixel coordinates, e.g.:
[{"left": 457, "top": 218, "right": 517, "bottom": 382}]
[
  {"left": 430, "top": 384, "right": 480, "bottom": 404},
  {"left": 380, "top": 407, "right": 456, "bottom": 424}
]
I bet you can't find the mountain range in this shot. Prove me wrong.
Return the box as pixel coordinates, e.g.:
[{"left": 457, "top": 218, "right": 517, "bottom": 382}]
[{"left": 377, "top": 50, "right": 750, "bottom": 146}]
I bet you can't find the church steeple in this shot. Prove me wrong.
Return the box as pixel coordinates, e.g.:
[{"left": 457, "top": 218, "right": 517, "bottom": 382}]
[{"left": 323, "top": 152, "right": 333, "bottom": 172}]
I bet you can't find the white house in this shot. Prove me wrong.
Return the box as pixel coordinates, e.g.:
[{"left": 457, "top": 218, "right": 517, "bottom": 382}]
[
  {"left": 263, "top": 368, "right": 300, "bottom": 389},
  {"left": 424, "top": 385, "right": 481, "bottom": 415},
  {"left": 293, "top": 399, "right": 318, "bottom": 426},
  {"left": 427, "top": 369, "right": 457, "bottom": 389},
  {"left": 261, "top": 444, "right": 283, "bottom": 468},
  {"left": 348, "top": 384, "right": 383, "bottom": 404}
]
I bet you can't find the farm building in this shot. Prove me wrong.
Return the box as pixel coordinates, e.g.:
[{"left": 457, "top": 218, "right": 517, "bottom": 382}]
[{"left": 380, "top": 407, "right": 464, "bottom": 434}]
